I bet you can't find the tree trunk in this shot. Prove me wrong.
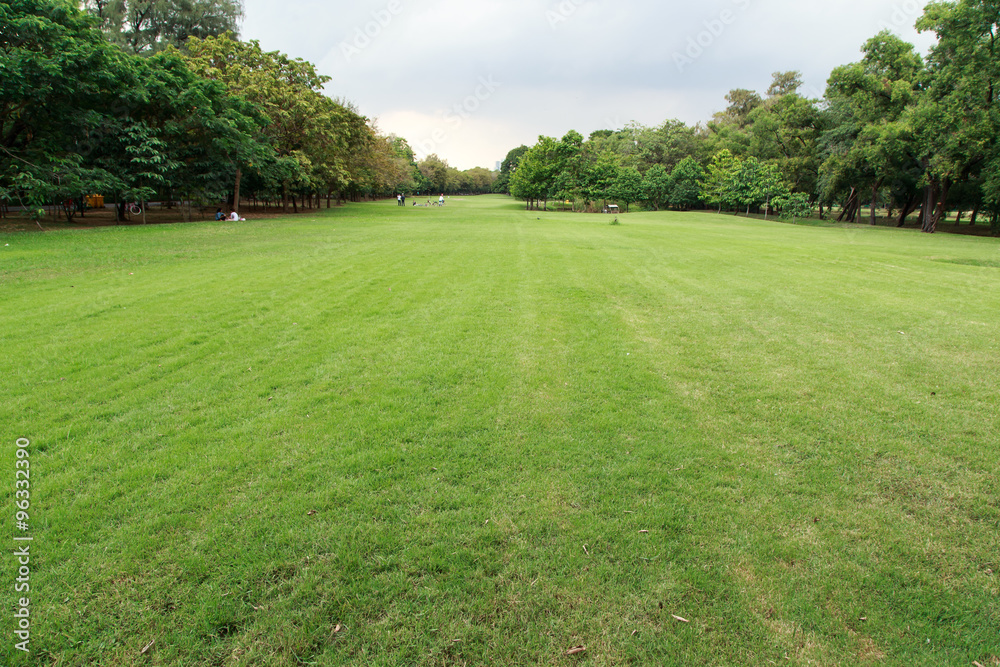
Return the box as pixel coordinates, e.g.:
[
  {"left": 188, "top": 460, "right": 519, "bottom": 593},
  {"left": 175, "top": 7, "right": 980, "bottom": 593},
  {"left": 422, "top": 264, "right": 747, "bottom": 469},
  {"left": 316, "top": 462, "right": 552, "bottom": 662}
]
[
  {"left": 932, "top": 179, "right": 950, "bottom": 229},
  {"left": 282, "top": 182, "right": 289, "bottom": 214},
  {"left": 896, "top": 193, "right": 917, "bottom": 227},
  {"left": 233, "top": 167, "right": 242, "bottom": 216},
  {"left": 869, "top": 178, "right": 883, "bottom": 226},
  {"left": 818, "top": 202, "right": 824, "bottom": 220},
  {"left": 970, "top": 206, "right": 980, "bottom": 225},
  {"left": 921, "top": 184, "right": 937, "bottom": 233},
  {"left": 838, "top": 188, "right": 858, "bottom": 222},
  {"left": 292, "top": 195, "right": 298, "bottom": 213}
]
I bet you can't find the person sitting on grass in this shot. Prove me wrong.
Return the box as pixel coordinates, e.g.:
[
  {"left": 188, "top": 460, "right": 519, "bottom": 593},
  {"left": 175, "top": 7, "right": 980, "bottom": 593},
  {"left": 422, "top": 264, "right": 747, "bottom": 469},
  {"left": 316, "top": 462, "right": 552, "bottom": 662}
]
[
  {"left": 215, "top": 208, "right": 224, "bottom": 221},
  {"left": 229, "top": 209, "right": 245, "bottom": 221}
]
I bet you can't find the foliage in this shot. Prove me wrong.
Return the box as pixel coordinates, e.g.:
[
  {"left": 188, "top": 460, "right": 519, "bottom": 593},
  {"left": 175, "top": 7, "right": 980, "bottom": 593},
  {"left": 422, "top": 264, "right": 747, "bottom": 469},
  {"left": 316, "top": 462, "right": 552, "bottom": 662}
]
[
  {"left": 493, "top": 145, "right": 529, "bottom": 194},
  {"left": 83, "top": 0, "right": 244, "bottom": 53},
  {"left": 0, "top": 0, "right": 264, "bottom": 220},
  {"left": 641, "top": 164, "right": 671, "bottom": 211},
  {"left": 701, "top": 150, "right": 741, "bottom": 212},
  {"left": 773, "top": 191, "right": 814, "bottom": 219},
  {"left": 668, "top": 157, "right": 705, "bottom": 210}
]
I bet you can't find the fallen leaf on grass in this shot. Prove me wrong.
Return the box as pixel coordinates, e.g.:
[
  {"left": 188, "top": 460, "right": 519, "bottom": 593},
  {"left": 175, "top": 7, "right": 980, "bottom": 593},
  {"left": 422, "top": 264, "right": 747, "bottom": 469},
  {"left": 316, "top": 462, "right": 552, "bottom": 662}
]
[
  {"left": 307, "top": 510, "right": 317, "bottom": 516},
  {"left": 672, "top": 615, "right": 690, "bottom": 623},
  {"left": 972, "top": 662, "right": 984, "bottom": 667},
  {"left": 140, "top": 639, "right": 155, "bottom": 655},
  {"left": 333, "top": 625, "right": 342, "bottom": 634},
  {"left": 583, "top": 544, "right": 590, "bottom": 555},
  {"left": 639, "top": 530, "right": 649, "bottom": 534},
  {"left": 565, "top": 646, "right": 586, "bottom": 656}
]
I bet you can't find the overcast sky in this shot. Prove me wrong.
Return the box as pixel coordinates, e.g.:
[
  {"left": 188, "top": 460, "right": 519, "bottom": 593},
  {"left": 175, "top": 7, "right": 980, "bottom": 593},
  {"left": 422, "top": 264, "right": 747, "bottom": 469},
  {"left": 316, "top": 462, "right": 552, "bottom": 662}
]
[{"left": 241, "top": 0, "right": 937, "bottom": 170}]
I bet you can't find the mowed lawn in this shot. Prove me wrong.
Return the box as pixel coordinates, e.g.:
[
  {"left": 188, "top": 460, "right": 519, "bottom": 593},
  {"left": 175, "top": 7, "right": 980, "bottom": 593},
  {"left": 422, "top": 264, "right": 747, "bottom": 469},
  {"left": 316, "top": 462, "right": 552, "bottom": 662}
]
[{"left": 1, "top": 195, "right": 998, "bottom": 666}]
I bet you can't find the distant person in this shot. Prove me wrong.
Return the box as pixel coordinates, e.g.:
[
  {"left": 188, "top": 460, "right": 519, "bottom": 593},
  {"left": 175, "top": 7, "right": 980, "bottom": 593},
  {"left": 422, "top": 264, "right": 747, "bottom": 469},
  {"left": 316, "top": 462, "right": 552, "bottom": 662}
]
[
  {"left": 439, "top": 194, "right": 445, "bottom": 206},
  {"left": 229, "top": 209, "right": 245, "bottom": 221},
  {"left": 215, "top": 208, "right": 224, "bottom": 221},
  {"left": 401, "top": 194, "right": 406, "bottom": 206},
  {"left": 397, "top": 194, "right": 402, "bottom": 206}
]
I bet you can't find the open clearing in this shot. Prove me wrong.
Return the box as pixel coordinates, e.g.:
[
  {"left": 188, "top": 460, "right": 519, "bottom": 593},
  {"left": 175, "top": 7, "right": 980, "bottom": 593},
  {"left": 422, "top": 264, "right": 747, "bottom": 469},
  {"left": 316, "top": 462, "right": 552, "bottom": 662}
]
[{"left": 1, "top": 196, "right": 998, "bottom": 665}]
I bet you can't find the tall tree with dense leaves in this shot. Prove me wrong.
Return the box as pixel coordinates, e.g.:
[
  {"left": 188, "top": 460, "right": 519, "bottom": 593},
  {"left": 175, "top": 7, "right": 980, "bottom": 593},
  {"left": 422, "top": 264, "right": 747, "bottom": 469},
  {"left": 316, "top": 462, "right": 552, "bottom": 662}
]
[
  {"left": 493, "top": 145, "right": 529, "bottom": 194},
  {"left": 185, "top": 34, "right": 371, "bottom": 211},
  {"left": 749, "top": 75, "right": 826, "bottom": 204},
  {"left": 641, "top": 164, "right": 671, "bottom": 211},
  {"left": 2, "top": 0, "right": 132, "bottom": 213},
  {"left": 821, "top": 32, "right": 924, "bottom": 226},
  {"left": 702, "top": 149, "right": 741, "bottom": 212},
  {"left": 611, "top": 166, "right": 642, "bottom": 212},
  {"left": 83, "top": 0, "right": 244, "bottom": 54},
  {"left": 668, "top": 157, "right": 706, "bottom": 210},
  {"left": 911, "top": 0, "right": 1000, "bottom": 231}
]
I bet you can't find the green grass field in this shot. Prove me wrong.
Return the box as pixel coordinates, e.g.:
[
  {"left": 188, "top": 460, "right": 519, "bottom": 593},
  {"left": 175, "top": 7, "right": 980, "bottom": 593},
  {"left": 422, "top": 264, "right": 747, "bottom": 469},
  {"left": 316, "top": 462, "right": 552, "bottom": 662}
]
[{"left": 2, "top": 195, "right": 998, "bottom": 666}]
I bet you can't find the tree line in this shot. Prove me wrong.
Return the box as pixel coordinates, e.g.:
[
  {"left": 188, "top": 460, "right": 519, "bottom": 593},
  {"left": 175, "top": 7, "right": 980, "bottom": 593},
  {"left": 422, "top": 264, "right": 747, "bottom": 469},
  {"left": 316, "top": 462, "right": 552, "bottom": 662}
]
[
  {"left": 498, "top": 0, "right": 1000, "bottom": 234},
  {"left": 1, "top": 0, "right": 493, "bottom": 224}
]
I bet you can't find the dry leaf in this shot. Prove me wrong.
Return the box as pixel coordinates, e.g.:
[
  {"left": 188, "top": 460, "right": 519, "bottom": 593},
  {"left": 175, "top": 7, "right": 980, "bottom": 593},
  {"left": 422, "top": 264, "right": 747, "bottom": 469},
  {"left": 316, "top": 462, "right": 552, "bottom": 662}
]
[
  {"left": 307, "top": 510, "right": 317, "bottom": 516},
  {"left": 639, "top": 530, "right": 649, "bottom": 534},
  {"left": 565, "top": 645, "right": 586, "bottom": 656},
  {"left": 140, "top": 639, "right": 155, "bottom": 655},
  {"left": 672, "top": 615, "right": 690, "bottom": 623},
  {"left": 583, "top": 544, "right": 590, "bottom": 555},
  {"left": 973, "top": 662, "right": 984, "bottom": 667},
  {"left": 334, "top": 624, "right": 342, "bottom": 633}
]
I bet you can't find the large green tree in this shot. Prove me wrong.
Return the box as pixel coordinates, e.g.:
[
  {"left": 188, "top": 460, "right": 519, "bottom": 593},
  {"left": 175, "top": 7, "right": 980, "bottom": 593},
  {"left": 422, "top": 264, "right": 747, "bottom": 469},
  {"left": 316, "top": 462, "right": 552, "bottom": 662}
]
[
  {"left": 2, "top": 0, "right": 130, "bottom": 214},
  {"left": 911, "top": 0, "right": 1000, "bottom": 231},
  {"left": 2, "top": 0, "right": 262, "bottom": 222},
  {"left": 493, "top": 145, "right": 529, "bottom": 194},
  {"left": 84, "top": 0, "right": 243, "bottom": 54},
  {"left": 821, "top": 32, "right": 924, "bottom": 226},
  {"left": 184, "top": 34, "right": 373, "bottom": 211}
]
